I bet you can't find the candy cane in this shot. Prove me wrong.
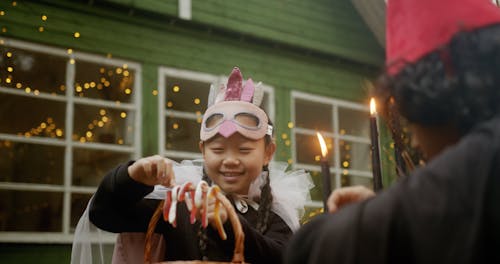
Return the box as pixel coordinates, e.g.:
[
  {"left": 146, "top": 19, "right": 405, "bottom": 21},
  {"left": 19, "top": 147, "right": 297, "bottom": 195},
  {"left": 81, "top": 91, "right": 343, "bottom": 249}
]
[
  {"left": 178, "top": 182, "right": 193, "bottom": 210},
  {"left": 168, "top": 185, "right": 181, "bottom": 227},
  {"left": 162, "top": 189, "right": 172, "bottom": 222},
  {"left": 195, "top": 181, "right": 209, "bottom": 228},
  {"left": 208, "top": 185, "right": 226, "bottom": 240}
]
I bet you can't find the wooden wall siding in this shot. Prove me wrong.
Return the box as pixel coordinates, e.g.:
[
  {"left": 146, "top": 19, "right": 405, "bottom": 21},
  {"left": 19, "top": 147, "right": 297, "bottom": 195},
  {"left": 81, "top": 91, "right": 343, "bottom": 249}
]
[
  {"left": 0, "top": 0, "right": 377, "bottom": 102},
  {"left": 102, "top": 0, "right": 384, "bottom": 66}
]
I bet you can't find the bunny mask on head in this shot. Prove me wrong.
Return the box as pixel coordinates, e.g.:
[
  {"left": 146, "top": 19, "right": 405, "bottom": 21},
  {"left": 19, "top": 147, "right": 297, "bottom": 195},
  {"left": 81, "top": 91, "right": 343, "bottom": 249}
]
[{"left": 200, "top": 67, "right": 273, "bottom": 141}]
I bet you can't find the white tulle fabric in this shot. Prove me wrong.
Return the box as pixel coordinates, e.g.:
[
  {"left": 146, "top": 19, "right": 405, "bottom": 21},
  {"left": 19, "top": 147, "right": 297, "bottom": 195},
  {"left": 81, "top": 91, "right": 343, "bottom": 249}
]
[{"left": 71, "top": 160, "right": 313, "bottom": 264}]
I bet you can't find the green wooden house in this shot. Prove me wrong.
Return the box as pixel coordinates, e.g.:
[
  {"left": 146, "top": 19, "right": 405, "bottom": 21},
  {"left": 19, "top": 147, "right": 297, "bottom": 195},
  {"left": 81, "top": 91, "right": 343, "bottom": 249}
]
[{"left": 0, "top": 0, "right": 386, "bottom": 262}]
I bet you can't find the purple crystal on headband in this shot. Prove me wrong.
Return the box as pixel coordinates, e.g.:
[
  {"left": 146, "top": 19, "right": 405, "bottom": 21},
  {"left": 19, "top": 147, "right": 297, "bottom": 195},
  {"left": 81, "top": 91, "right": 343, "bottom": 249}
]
[{"left": 224, "top": 67, "right": 243, "bottom": 101}]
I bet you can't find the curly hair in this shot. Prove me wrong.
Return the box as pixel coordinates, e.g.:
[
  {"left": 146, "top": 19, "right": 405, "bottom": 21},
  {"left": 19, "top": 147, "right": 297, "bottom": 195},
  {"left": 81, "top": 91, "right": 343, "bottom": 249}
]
[{"left": 375, "top": 24, "right": 500, "bottom": 135}]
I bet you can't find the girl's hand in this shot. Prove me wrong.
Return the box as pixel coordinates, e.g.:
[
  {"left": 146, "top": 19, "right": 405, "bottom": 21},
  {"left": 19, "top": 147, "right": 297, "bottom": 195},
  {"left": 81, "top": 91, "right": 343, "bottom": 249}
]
[
  {"left": 327, "top": 185, "right": 375, "bottom": 213},
  {"left": 127, "top": 155, "right": 175, "bottom": 187}
]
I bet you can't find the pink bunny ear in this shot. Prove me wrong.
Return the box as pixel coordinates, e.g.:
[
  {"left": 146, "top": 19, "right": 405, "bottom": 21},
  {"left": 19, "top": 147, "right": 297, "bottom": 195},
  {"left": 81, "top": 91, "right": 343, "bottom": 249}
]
[
  {"left": 224, "top": 67, "right": 243, "bottom": 101},
  {"left": 240, "top": 78, "right": 254, "bottom": 102}
]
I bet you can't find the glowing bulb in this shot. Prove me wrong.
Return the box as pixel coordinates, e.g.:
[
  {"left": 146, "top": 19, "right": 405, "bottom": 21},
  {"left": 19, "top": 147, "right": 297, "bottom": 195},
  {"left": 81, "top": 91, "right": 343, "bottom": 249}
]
[
  {"left": 194, "top": 98, "right": 200, "bottom": 105},
  {"left": 120, "top": 112, "right": 127, "bottom": 118},
  {"left": 74, "top": 32, "right": 80, "bottom": 38},
  {"left": 173, "top": 85, "right": 180, "bottom": 92},
  {"left": 41, "top": 15, "right": 47, "bottom": 21},
  {"left": 287, "top": 122, "right": 294, "bottom": 129}
]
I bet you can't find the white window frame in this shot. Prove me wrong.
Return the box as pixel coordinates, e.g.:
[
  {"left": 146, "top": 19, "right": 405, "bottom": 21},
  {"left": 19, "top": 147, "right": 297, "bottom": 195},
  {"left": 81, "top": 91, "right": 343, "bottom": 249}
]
[
  {"left": 158, "top": 67, "right": 275, "bottom": 160},
  {"left": 0, "top": 37, "right": 142, "bottom": 243},
  {"left": 291, "top": 91, "right": 371, "bottom": 208}
]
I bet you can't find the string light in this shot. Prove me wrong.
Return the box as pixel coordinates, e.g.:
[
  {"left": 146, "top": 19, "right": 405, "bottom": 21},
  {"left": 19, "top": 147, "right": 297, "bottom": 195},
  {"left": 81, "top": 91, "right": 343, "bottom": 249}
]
[
  {"left": 41, "top": 15, "right": 47, "bottom": 21},
  {"left": 73, "top": 32, "right": 80, "bottom": 38}
]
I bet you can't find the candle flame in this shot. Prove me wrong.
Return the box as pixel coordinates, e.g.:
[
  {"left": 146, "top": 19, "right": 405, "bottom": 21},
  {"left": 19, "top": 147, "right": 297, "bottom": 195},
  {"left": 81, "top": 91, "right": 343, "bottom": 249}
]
[
  {"left": 370, "top": 97, "right": 377, "bottom": 116},
  {"left": 316, "top": 132, "right": 328, "bottom": 157}
]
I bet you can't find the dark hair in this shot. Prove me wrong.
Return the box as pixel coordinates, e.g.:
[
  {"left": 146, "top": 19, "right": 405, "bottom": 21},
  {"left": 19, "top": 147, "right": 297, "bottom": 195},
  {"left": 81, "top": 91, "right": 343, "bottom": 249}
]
[{"left": 375, "top": 24, "right": 500, "bottom": 135}]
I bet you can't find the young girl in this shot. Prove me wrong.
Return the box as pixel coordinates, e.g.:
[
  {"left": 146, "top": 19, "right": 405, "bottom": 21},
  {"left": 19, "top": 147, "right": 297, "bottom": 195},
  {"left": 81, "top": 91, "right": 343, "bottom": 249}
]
[{"left": 73, "top": 67, "right": 312, "bottom": 263}]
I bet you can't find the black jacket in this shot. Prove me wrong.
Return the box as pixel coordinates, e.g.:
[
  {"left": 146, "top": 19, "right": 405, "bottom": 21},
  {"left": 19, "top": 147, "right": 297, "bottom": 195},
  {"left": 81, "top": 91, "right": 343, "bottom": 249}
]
[
  {"left": 89, "top": 161, "right": 292, "bottom": 263},
  {"left": 285, "top": 118, "right": 500, "bottom": 264}
]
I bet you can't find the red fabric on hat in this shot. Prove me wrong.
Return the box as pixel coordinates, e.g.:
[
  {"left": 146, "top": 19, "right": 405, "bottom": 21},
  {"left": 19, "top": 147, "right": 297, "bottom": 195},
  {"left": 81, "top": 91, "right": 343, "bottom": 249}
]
[{"left": 386, "top": 0, "right": 500, "bottom": 75}]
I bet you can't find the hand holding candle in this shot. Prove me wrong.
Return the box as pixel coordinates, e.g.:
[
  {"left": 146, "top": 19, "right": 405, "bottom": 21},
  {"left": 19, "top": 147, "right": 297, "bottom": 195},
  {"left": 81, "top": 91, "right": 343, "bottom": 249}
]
[
  {"left": 316, "top": 132, "right": 332, "bottom": 212},
  {"left": 370, "top": 98, "right": 383, "bottom": 191}
]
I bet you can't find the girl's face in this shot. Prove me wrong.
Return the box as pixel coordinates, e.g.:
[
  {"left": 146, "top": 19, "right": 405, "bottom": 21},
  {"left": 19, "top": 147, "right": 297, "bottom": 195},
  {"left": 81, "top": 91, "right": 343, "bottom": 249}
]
[{"left": 200, "top": 133, "right": 276, "bottom": 195}]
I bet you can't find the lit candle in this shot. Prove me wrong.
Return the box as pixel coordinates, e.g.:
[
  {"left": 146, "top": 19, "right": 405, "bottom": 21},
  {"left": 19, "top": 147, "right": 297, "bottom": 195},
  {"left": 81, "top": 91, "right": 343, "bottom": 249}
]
[
  {"left": 316, "top": 132, "right": 332, "bottom": 211},
  {"left": 370, "top": 98, "right": 383, "bottom": 191}
]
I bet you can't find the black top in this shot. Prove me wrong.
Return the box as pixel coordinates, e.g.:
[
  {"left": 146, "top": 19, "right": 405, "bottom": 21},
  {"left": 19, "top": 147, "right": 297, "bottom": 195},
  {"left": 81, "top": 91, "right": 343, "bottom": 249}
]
[
  {"left": 89, "top": 162, "right": 292, "bottom": 263},
  {"left": 285, "top": 118, "right": 500, "bottom": 264}
]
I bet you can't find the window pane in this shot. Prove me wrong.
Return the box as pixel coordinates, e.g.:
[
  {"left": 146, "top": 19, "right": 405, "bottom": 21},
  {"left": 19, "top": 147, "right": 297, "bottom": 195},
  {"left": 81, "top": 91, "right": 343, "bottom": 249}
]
[
  {"left": 0, "top": 141, "right": 64, "bottom": 184},
  {"left": 308, "top": 170, "right": 336, "bottom": 202},
  {"left": 165, "top": 77, "right": 210, "bottom": 112},
  {"left": 296, "top": 133, "right": 334, "bottom": 165},
  {"left": 0, "top": 93, "right": 66, "bottom": 139},
  {"left": 294, "top": 98, "right": 332, "bottom": 132},
  {"left": 72, "top": 148, "right": 131, "bottom": 187},
  {"left": 0, "top": 46, "right": 67, "bottom": 95},
  {"left": 338, "top": 107, "right": 369, "bottom": 137},
  {"left": 302, "top": 205, "right": 324, "bottom": 223},
  {"left": 74, "top": 61, "right": 135, "bottom": 103},
  {"left": 339, "top": 140, "right": 370, "bottom": 171},
  {"left": 71, "top": 193, "right": 92, "bottom": 230},
  {"left": 341, "top": 174, "right": 372, "bottom": 189},
  {"left": 165, "top": 117, "right": 201, "bottom": 153},
  {"left": 73, "top": 104, "right": 135, "bottom": 145},
  {"left": 0, "top": 190, "right": 62, "bottom": 232}
]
